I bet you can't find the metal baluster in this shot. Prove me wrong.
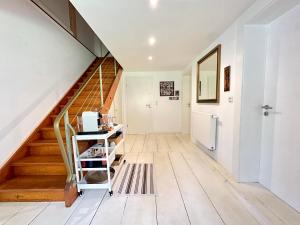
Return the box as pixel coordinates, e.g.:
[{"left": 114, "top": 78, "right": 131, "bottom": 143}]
[
  {"left": 67, "top": 123, "right": 77, "bottom": 181},
  {"left": 99, "top": 65, "right": 104, "bottom": 107},
  {"left": 64, "top": 111, "right": 74, "bottom": 176},
  {"left": 114, "top": 58, "right": 117, "bottom": 77}
]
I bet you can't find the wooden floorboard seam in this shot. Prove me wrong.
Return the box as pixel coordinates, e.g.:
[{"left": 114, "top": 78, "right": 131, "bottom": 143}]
[
  {"left": 175, "top": 135, "right": 261, "bottom": 225},
  {"left": 167, "top": 153, "right": 192, "bottom": 225},
  {"left": 28, "top": 203, "right": 50, "bottom": 225},
  {"left": 180, "top": 152, "right": 226, "bottom": 225},
  {"left": 86, "top": 191, "right": 108, "bottom": 225},
  {"left": 119, "top": 196, "right": 129, "bottom": 225},
  {"left": 175, "top": 134, "right": 288, "bottom": 225}
]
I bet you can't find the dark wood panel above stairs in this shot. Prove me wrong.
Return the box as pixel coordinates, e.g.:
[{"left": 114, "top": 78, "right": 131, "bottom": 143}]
[{"left": 0, "top": 57, "right": 122, "bottom": 204}]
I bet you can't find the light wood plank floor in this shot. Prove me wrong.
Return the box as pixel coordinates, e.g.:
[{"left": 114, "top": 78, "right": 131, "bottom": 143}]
[{"left": 1, "top": 134, "right": 299, "bottom": 225}]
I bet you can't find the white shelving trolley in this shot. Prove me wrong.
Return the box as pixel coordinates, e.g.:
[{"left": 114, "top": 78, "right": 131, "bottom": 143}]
[{"left": 72, "top": 124, "right": 125, "bottom": 196}]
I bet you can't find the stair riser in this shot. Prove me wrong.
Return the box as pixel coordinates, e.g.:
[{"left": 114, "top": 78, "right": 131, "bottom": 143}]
[
  {"left": 68, "top": 89, "right": 109, "bottom": 99},
  {"left": 69, "top": 100, "right": 102, "bottom": 109},
  {"left": 67, "top": 106, "right": 100, "bottom": 114},
  {"left": 13, "top": 165, "right": 66, "bottom": 176},
  {"left": 30, "top": 142, "right": 90, "bottom": 156},
  {"left": 76, "top": 88, "right": 111, "bottom": 95},
  {"left": 0, "top": 190, "right": 65, "bottom": 202},
  {"left": 41, "top": 130, "right": 65, "bottom": 139},
  {"left": 30, "top": 146, "right": 61, "bottom": 156},
  {"left": 75, "top": 93, "right": 109, "bottom": 102},
  {"left": 76, "top": 78, "right": 112, "bottom": 86},
  {"left": 75, "top": 90, "right": 99, "bottom": 97},
  {"left": 71, "top": 99, "right": 101, "bottom": 107},
  {"left": 87, "top": 68, "right": 98, "bottom": 72},
  {"left": 77, "top": 78, "right": 115, "bottom": 90},
  {"left": 75, "top": 88, "right": 109, "bottom": 96},
  {"left": 50, "top": 118, "right": 77, "bottom": 127},
  {"left": 91, "top": 67, "right": 114, "bottom": 72},
  {"left": 77, "top": 80, "right": 99, "bottom": 86},
  {"left": 77, "top": 84, "right": 101, "bottom": 92},
  {"left": 80, "top": 76, "right": 114, "bottom": 83},
  {"left": 70, "top": 96, "right": 105, "bottom": 103},
  {"left": 79, "top": 79, "right": 114, "bottom": 86}
]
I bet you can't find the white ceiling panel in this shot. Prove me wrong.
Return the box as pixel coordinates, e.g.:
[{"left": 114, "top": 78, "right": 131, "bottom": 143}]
[{"left": 71, "top": 0, "right": 255, "bottom": 71}]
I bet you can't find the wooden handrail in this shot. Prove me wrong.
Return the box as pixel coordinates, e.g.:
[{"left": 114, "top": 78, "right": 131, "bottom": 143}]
[
  {"left": 53, "top": 53, "right": 121, "bottom": 207},
  {"left": 100, "top": 68, "right": 123, "bottom": 114},
  {"left": 53, "top": 52, "right": 110, "bottom": 184}
]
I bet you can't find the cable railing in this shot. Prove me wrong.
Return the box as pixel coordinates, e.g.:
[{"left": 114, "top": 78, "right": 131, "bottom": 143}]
[{"left": 53, "top": 51, "right": 116, "bottom": 185}]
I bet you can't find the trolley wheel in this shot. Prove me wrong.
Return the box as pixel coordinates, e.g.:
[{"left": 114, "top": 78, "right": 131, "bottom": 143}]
[
  {"left": 78, "top": 191, "right": 83, "bottom": 197},
  {"left": 123, "top": 159, "right": 126, "bottom": 164},
  {"left": 109, "top": 191, "right": 113, "bottom": 196}
]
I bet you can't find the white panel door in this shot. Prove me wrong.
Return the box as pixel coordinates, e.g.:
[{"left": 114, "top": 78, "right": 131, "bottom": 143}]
[
  {"left": 260, "top": 11, "right": 300, "bottom": 211},
  {"left": 182, "top": 75, "right": 191, "bottom": 133},
  {"left": 126, "top": 76, "right": 153, "bottom": 134}
]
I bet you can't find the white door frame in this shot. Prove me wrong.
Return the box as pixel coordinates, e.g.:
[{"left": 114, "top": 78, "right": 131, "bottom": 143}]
[{"left": 124, "top": 75, "right": 154, "bottom": 134}]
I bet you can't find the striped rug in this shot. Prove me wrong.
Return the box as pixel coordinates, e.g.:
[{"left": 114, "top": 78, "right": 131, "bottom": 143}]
[{"left": 114, "top": 163, "right": 155, "bottom": 195}]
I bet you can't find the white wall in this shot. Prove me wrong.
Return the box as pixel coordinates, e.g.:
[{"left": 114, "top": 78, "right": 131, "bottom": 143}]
[
  {"left": 123, "top": 71, "right": 182, "bottom": 133},
  {"left": 190, "top": 24, "right": 236, "bottom": 174},
  {"left": 189, "top": 0, "right": 300, "bottom": 211},
  {"left": 0, "top": 0, "right": 95, "bottom": 167},
  {"left": 259, "top": 4, "right": 300, "bottom": 211},
  {"left": 33, "top": 0, "right": 108, "bottom": 57},
  {"left": 190, "top": 0, "right": 300, "bottom": 177}
]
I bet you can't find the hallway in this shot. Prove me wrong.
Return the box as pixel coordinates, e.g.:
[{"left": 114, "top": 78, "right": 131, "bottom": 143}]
[{"left": 1, "top": 134, "right": 299, "bottom": 225}]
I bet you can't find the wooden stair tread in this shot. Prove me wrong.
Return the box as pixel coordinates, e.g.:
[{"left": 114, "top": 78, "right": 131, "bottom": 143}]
[
  {"left": 28, "top": 139, "right": 60, "bottom": 146},
  {"left": 50, "top": 114, "right": 76, "bottom": 119},
  {"left": 41, "top": 126, "right": 73, "bottom": 131},
  {"left": 0, "top": 176, "right": 66, "bottom": 190},
  {"left": 28, "top": 138, "right": 89, "bottom": 148},
  {"left": 67, "top": 90, "right": 109, "bottom": 98},
  {"left": 59, "top": 104, "right": 99, "bottom": 108},
  {"left": 60, "top": 105, "right": 101, "bottom": 110},
  {"left": 41, "top": 126, "right": 66, "bottom": 131},
  {"left": 12, "top": 156, "right": 63, "bottom": 166}
]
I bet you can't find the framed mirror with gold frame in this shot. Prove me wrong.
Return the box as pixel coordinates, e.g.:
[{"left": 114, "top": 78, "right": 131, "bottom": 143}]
[{"left": 196, "top": 45, "right": 221, "bottom": 103}]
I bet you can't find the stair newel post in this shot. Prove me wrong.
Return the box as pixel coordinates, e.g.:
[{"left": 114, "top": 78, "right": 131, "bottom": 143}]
[
  {"left": 99, "top": 65, "right": 104, "bottom": 108},
  {"left": 64, "top": 111, "right": 74, "bottom": 177}
]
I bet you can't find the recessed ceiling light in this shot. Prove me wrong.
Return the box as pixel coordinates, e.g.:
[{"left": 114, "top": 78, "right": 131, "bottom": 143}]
[
  {"left": 150, "top": 0, "right": 158, "bottom": 9},
  {"left": 148, "top": 37, "right": 156, "bottom": 46},
  {"left": 148, "top": 56, "right": 153, "bottom": 61}
]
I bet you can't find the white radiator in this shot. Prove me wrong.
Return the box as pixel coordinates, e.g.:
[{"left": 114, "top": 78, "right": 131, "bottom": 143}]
[{"left": 191, "top": 112, "right": 217, "bottom": 151}]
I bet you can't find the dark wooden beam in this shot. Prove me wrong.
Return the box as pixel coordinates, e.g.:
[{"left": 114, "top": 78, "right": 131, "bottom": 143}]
[{"left": 69, "top": 2, "right": 77, "bottom": 38}]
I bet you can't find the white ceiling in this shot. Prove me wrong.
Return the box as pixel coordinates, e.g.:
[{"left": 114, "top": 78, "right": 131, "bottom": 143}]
[{"left": 71, "top": 0, "right": 255, "bottom": 71}]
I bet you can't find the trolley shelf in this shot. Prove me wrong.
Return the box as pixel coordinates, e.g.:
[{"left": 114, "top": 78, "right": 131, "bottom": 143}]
[
  {"left": 75, "top": 124, "right": 123, "bottom": 141},
  {"left": 78, "top": 139, "right": 124, "bottom": 162},
  {"left": 72, "top": 124, "right": 125, "bottom": 194}
]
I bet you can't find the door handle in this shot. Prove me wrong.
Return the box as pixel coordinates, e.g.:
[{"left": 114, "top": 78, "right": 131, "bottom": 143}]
[
  {"left": 261, "top": 105, "right": 273, "bottom": 110},
  {"left": 262, "top": 105, "right": 273, "bottom": 117}
]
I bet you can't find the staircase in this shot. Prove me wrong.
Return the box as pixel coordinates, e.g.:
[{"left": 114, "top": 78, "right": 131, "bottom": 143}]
[{"left": 0, "top": 56, "right": 122, "bottom": 203}]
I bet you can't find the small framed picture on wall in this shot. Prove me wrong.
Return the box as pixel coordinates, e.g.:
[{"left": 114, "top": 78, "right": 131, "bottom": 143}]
[
  {"left": 160, "top": 81, "right": 174, "bottom": 96},
  {"left": 224, "top": 66, "right": 231, "bottom": 92}
]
